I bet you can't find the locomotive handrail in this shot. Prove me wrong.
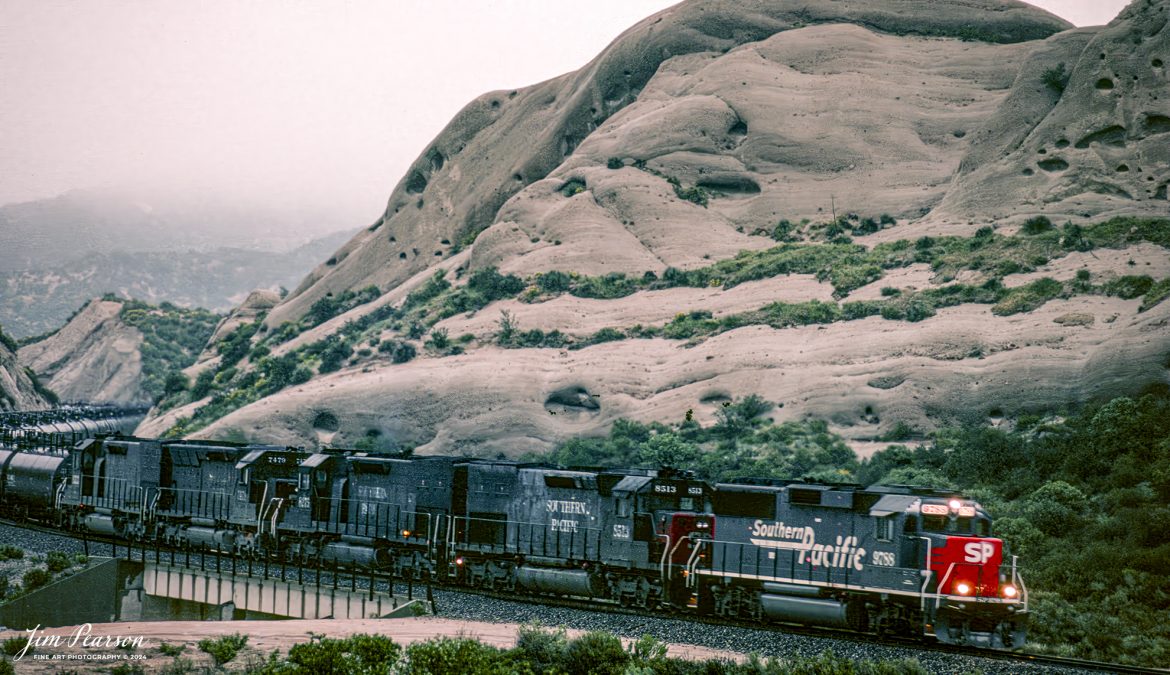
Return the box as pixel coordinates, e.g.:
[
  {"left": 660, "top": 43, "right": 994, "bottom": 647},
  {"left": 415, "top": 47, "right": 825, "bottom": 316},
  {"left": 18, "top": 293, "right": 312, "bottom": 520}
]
[
  {"left": 684, "top": 538, "right": 706, "bottom": 589},
  {"left": 269, "top": 497, "right": 284, "bottom": 535},
  {"left": 935, "top": 563, "right": 956, "bottom": 610},
  {"left": 146, "top": 491, "right": 160, "bottom": 521},
  {"left": 658, "top": 534, "right": 672, "bottom": 587},
  {"left": 917, "top": 536, "right": 933, "bottom": 616},
  {"left": 256, "top": 482, "right": 269, "bottom": 533},
  {"left": 156, "top": 487, "right": 230, "bottom": 520},
  {"left": 53, "top": 480, "right": 67, "bottom": 511},
  {"left": 665, "top": 535, "right": 689, "bottom": 587},
  {"left": 1012, "top": 555, "right": 1029, "bottom": 612}
]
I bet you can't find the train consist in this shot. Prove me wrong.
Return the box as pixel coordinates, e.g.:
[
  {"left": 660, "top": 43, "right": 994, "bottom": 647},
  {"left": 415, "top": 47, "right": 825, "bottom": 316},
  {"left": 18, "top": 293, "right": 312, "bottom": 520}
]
[
  {"left": 0, "top": 406, "right": 147, "bottom": 450},
  {"left": 0, "top": 436, "right": 1028, "bottom": 648}
]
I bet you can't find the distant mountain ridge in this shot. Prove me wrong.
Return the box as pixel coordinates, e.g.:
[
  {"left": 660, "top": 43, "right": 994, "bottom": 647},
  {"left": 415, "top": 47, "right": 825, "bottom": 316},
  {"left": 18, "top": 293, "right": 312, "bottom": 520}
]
[
  {"left": 0, "top": 188, "right": 365, "bottom": 274},
  {"left": 0, "top": 229, "right": 355, "bottom": 339}
]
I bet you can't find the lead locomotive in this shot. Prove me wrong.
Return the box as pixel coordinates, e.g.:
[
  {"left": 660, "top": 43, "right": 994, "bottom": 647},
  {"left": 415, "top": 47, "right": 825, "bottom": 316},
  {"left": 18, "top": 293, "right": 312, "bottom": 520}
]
[{"left": 0, "top": 436, "right": 1027, "bottom": 648}]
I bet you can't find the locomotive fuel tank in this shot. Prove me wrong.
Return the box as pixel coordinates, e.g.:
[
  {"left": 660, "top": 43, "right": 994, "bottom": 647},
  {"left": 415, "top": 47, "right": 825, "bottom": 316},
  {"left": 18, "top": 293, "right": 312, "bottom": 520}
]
[
  {"left": 514, "top": 566, "right": 604, "bottom": 597},
  {"left": 321, "top": 542, "right": 390, "bottom": 568},
  {"left": 759, "top": 594, "right": 851, "bottom": 628}
]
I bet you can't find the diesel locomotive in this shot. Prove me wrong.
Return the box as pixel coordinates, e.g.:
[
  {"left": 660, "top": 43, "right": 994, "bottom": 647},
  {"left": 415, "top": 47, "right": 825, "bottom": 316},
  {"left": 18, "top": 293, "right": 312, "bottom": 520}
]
[{"left": 0, "top": 436, "right": 1028, "bottom": 649}]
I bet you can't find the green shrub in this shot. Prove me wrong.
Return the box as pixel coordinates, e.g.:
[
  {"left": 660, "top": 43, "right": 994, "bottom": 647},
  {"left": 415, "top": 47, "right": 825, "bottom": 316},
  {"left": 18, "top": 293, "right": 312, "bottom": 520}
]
[
  {"left": 1042, "top": 62, "right": 1068, "bottom": 93},
  {"left": 198, "top": 633, "right": 248, "bottom": 666},
  {"left": 2, "top": 636, "right": 30, "bottom": 658},
  {"left": 559, "top": 179, "right": 586, "bottom": 197},
  {"left": 45, "top": 551, "right": 71, "bottom": 573},
  {"left": 467, "top": 267, "right": 525, "bottom": 303},
  {"left": 992, "top": 277, "right": 1063, "bottom": 315},
  {"left": 110, "top": 663, "right": 145, "bottom": 675},
  {"left": 427, "top": 328, "right": 450, "bottom": 350},
  {"left": 514, "top": 624, "right": 568, "bottom": 673},
  {"left": 405, "top": 637, "right": 507, "bottom": 674},
  {"left": 402, "top": 271, "right": 450, "bottom": 312},
  {"left": 0, "top": 328, "right": 18, "bottom": 353},
  {"left": 667, "top": 176, "right": 708, "bottom": 207},
  {"left": 537, "top": 270, "right": 571, "bottom": 293},
  {"left": 24, "top": 368, "right": 59, "bottom": 406},
  {"left": 771, "top": 219, "right": 799, "bottom": 242},
  {"left": 587, "top": 326, "right": 625, "bottom": 345},
  {"left": 1021, "top": 215, "right": 1054, "bottom": 235},
  {"left": 0, "top": 545, "right": 23, "bottom": 560},
  {"left": 158, "top": 642, "right": 185, "bottom": 657},
  {"left": 1139, "top": 278, "right": 1170, "bottom": 312},
  {"left": 21, "top": 567, "right": 51, "bottom": 591},
  {"left": 286, "top": 633, "right": 402, "bottom": 675},
  {"left": 190, "top": 368, "right": 216, "bottom": 399},
  {"left": 561, "top": 631, "right": 628, "bottom": 675},
  {"left": 606, "top": 157, "right": 623, "bottom": 169},
  {"left": 1105, "top": 275, "right": 1154, "bottom": 300},
  {"left": 391, "top": 342, "right": 416, "bottom": 364}
]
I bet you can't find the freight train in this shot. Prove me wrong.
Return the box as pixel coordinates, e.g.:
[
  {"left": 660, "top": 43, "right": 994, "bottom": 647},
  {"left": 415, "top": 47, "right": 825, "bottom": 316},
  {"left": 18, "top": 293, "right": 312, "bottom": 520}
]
[
  {"left": 0, "top": 406, "right": 147, "bottom": 450},
  {"left": 0, "top": 436, "right": 1028, "bottom": 648}
]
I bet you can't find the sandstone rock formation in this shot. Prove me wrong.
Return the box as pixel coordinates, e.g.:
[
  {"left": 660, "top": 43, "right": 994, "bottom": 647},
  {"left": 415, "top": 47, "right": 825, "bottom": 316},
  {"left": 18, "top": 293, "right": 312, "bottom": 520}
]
[
  {"left": 19, "top": 300, "right": 148, "bottom": 405},
  {"left": 139, "top": 0, "right": 1170, "bottom": 454},
  {"left": 0, "top": 328, "right": 51, "bottom": 411},
  {"left": 936, "top": 0, "right": 1170, "bottom": 223}
]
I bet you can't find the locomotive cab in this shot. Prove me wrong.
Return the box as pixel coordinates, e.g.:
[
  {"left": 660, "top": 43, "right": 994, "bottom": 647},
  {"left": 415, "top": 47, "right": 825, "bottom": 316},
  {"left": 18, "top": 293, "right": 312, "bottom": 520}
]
[
  {"left": 910, "top": 496, "right": 1028, "bottom": 648},
  {"left": 233, "top": 447, "right": 304, "bottom": 540}
]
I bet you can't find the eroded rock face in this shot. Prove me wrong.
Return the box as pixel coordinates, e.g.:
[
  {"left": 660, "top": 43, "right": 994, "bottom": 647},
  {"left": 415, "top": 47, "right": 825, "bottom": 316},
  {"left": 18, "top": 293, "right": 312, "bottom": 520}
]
[
  {"left": 19, "top": 300, "right": 147, "bottom": 405},
  {"left": 158, "top": 296, "right": 1170, "bottom": 455},
  {"left": 140, "top": 0, "right": 1170, "bottom": 453},
  {"left": 265, "top": 0, "right": 1070, "bottom": 328},
  {"left": 936, "top": 0, "right": 1170, "bottom": 223},
  {"left": 0, "top": 334, "right": 50, "bottom": 412}
]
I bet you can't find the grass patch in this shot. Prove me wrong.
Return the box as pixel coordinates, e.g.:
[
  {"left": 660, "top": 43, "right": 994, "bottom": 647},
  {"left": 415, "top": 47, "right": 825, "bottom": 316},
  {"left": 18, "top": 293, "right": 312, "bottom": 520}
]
[{"left": 1140, "top": 278, "right": 1170, "bottom": 312}]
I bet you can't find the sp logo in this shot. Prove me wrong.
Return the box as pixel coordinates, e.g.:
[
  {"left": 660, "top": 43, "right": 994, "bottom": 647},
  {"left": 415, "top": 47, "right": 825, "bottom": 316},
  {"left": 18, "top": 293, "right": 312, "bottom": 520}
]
[{"left": 963, "top": 541, "right": 996, "bottom": 564}]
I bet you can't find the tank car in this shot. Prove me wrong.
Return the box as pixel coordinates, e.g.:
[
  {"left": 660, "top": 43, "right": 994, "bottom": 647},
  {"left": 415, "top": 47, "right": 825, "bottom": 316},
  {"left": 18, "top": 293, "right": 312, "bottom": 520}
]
[{"left": 0, "top": 449, "right": 68, "bottom": 518}]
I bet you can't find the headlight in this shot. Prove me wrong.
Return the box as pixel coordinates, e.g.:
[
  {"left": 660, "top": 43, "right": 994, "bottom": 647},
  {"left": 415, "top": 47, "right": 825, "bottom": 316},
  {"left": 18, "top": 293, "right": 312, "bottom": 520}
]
[
  {"left": 955, "top": 582, "right": 971, "bottom": 595},
  {"left": 1002, "top": 584, "right": 1018, "bottom": 598}
]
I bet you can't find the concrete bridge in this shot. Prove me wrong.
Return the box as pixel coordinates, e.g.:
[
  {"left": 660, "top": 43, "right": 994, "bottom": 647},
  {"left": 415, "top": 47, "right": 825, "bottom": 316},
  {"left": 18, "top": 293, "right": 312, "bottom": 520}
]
[
  {"left": 0, "top": 557, "right": 424, "bottom": 630},
  {"left": 138, "top": 560, "right": 419, "bottom": 620}
]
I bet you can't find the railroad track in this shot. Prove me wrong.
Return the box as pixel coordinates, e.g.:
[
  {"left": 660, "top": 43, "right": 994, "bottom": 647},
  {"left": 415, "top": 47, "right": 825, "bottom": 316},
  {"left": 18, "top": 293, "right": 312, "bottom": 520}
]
[{"left": 1, "top": 517, "right": 1163, "bottom": 674}]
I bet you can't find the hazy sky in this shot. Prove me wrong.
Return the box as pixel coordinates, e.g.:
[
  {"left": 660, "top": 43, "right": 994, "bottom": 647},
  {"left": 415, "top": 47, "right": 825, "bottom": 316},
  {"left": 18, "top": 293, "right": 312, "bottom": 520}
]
[{"left": 0, "top": 0, "right": 1130, "bottom": 227}]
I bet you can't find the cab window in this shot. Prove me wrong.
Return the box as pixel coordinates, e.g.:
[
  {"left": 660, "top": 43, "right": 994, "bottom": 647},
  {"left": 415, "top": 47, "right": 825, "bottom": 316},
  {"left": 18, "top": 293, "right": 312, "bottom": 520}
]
[
  {"left": 922, "top": 515, "right": 974, "bottom": 534},
  {"left": 874, "top": 516, "right": 895, "bottom": 542}
]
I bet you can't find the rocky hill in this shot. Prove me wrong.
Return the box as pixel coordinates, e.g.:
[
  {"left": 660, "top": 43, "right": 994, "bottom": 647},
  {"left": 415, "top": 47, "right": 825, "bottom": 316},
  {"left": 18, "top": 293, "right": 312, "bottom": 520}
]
[
  {"left": 138, "top": 0, "right": 1170, "bottom": 455},
  {"left": 0, "top": 229, "right": 355, "bottom": 340},
  {"left": 20, "top": 298, "right": 219, "bottom": 406},
  {"left": 0, "top": 326, "right": 53, "bottom": 411}
]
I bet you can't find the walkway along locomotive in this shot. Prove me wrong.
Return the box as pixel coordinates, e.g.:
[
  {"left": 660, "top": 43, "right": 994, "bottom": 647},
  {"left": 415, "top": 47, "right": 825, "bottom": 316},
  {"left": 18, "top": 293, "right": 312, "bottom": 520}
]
[{"left": 0, "top": 436, "right": 1028, "bottom": 648}]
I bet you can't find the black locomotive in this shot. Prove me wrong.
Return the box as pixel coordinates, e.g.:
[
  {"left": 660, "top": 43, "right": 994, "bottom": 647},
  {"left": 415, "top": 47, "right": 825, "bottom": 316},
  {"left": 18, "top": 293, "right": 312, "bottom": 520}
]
[{"left": 0, "top": 436, "right": 1028, "bottom": 649}]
